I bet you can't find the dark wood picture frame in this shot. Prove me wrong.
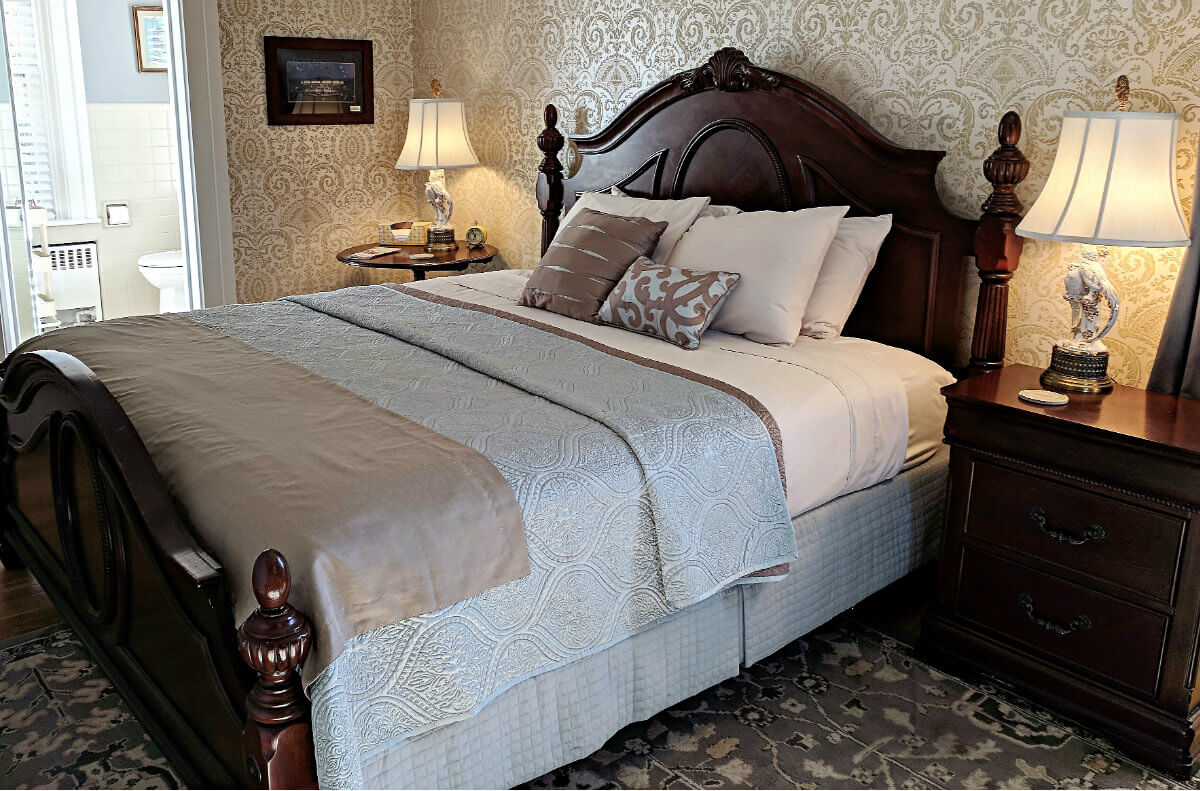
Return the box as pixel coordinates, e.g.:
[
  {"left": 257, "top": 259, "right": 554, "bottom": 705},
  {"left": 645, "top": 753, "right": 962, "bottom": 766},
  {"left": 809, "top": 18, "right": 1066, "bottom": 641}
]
[
  {"left": 263, "top": 36, "right": 374, "bottom": 126},
  {"left": 131, "top": 5, "right": 167, "bottom": 73}
]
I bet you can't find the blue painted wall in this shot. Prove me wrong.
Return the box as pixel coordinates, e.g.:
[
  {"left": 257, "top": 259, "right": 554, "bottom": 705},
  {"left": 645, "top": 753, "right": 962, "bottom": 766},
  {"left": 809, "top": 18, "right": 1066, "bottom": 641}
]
[{"left": 77, "top": 0, "right": 169, "bottom": 103}]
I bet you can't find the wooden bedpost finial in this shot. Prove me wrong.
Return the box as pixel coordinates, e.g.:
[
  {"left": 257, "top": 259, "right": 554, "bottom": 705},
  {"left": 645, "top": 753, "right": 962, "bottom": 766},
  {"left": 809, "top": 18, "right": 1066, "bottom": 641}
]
[
  {"left": 537, "top": 103, "right": 566, "bottom": 256},
  {"left": 238, "top": 549, "right": 316, "bottom": 788},
  {"left": 538, "top": 104, "right": 564, "bottom": 174},
  {"left": 970, "top": 110, "right": 1031, "bottom": 376},
  {"left": 981, "top": 111, "right": 1030, "bottom": 216}
]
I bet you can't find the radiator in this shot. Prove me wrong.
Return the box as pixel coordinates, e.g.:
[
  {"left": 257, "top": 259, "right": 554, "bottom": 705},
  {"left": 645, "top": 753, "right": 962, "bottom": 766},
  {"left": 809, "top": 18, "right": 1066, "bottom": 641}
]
[{"left": 46, "top": 242, "right": 103, "bottom": 324}]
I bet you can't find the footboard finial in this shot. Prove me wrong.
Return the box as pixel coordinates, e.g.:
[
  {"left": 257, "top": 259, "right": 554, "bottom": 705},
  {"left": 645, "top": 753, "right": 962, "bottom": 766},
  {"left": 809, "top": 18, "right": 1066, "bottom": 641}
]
[
  {"left": 238, "top": 549, "right": 317, "bottom": 789},
  {"left": 537, "top": 103, "right": 565, "bottom": 256},
  {"left": 970, "top": 110, "right": 1030, "bottom": 374}
]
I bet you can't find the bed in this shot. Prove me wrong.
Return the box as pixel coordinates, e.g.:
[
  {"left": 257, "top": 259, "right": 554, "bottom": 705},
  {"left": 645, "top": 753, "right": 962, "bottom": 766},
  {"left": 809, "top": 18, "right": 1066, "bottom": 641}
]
[{"left": 0, "top": 48, "right": 1029, "bottom": 789}]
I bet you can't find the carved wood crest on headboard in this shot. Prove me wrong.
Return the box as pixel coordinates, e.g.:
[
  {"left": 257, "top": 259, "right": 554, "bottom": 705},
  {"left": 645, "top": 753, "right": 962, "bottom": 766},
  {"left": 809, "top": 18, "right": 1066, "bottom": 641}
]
[{"left": 536, "top": 48, "right": 1028, "bottom": 373}]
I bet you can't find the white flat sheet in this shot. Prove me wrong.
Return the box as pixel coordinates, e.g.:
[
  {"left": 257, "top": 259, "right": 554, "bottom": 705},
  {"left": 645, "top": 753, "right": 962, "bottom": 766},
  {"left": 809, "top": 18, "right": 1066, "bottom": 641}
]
[{"left": 408, "top": 270, "right": 954, "bottom": 517}]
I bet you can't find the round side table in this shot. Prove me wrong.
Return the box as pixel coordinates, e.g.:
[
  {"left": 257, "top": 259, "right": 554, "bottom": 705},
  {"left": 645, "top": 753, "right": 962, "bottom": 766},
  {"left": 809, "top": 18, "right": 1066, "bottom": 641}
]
[{"left": 337, "top": 242, "right": 498, "bottom": 281}]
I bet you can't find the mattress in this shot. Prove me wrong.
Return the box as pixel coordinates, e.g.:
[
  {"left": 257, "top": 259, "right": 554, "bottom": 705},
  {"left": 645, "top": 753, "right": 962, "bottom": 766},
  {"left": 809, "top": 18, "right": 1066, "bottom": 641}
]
[
  {"left": 407, "top": 270, "right": 955, "bottom": 517},
  {"left": 340, "top": 445, "right": 948, "bottom": 789}
]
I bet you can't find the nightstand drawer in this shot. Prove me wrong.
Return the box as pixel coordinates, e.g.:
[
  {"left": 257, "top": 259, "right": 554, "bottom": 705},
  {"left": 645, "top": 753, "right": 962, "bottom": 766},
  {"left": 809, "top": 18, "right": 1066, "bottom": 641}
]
[
  {"left": 965, "top": 461, "right": 1185, "bottom": 602},
  {"left": 957, "top": 549, "right": 1168, "bottom": 696}
]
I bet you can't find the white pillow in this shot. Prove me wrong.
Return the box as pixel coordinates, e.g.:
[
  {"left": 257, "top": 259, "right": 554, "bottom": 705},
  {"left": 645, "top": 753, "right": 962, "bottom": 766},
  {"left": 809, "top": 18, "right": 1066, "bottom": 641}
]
[
  {"left": 560, "top": 192, "right": 710, "bottom": 264},
  {"left": 667, "top": 205, "right": 849, "bottom": 344},
  {"left": 800, "top": 215, "right": 893, "bottom": 339},
  {"left": 699, "top": 203, "right": 743, "bottom": 218},
  {"left": 612, "top": 187, "right": 741, "bottom": 219}
]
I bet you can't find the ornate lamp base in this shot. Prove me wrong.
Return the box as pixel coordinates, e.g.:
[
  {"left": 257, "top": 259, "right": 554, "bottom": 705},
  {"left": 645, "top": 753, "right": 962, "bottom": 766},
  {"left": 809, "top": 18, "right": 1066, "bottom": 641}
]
[
  {"left": 1040, "top": 344, "right": 1113, "bottom": 393},
  {"left": 425, "top": 227, "right": 457, "bottom": 253}
]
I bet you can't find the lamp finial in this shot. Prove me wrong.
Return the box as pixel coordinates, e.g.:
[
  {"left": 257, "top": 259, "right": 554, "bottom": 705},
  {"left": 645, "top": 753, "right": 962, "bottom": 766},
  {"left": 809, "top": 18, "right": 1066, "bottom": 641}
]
[
  {"left": 430, "top": 79, "right": 442, "bottom": 99},
  {"left": 1115, "top": 75, "right": 1130, "bottom": 111}
]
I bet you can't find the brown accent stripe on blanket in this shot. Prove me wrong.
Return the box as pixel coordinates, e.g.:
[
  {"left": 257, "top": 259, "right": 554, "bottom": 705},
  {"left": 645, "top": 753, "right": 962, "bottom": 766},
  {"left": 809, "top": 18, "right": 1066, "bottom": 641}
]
[{"left": 388, "top": 283, "right": 788, "bottom": 495}]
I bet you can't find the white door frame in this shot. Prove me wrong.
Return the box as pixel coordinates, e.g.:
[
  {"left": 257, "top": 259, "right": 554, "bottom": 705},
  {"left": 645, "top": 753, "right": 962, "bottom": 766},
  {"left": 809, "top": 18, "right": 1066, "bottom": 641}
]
[{"left": 171, "top": 0, "right": 236, "bottom": 308}]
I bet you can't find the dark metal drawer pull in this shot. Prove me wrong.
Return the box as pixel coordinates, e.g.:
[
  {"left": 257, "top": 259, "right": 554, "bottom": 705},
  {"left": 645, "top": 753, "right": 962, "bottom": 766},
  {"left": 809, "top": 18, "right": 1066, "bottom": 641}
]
[
  {"left": 1029, "top": 506, "right": 1105, "bottom": 545},
  {"left": 1017, "top": 593, "right": 1092, "bottom": 635}
]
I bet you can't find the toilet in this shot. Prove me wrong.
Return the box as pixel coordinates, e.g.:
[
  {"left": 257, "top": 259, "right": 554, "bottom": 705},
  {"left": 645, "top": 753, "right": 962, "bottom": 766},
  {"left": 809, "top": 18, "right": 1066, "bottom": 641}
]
[{"left": 137, "top": 250, "right": 187, "bottom": 313}]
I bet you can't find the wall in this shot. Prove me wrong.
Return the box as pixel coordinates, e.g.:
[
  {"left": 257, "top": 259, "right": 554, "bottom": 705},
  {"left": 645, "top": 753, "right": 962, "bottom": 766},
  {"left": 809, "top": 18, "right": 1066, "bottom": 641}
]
[
  {"left": 410, "top": 0, "right": 1200, "bottom": 386},
  {"left": 88, "top": 103, "right": 181, "bottom": 317},
  {"left": 216, "top": 0, "right": 421, "bottom": 302},
  {"left": 45, "top": 2, "right": 181, "bottom": 321},
  {"left": 76, "top": 0, "right": 170, "bottom": 102}
]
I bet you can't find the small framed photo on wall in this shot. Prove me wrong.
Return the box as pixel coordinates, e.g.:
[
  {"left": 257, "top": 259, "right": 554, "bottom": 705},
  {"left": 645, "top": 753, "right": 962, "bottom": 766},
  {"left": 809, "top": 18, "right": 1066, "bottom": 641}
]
[
  {"left": 132, "top": 5, "right": 168, "bottom": 72},
  {"left": 264, "top": 36, "right": 374, "bottom": 126}
]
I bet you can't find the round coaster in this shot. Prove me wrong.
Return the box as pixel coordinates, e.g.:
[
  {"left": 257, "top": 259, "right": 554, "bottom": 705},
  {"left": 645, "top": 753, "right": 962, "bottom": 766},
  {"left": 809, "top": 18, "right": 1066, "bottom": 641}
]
[
  {"left": 1018, "top": 388, "right": 1069, "bottom": 406},
  {"left": 410, "top": 253, "right": 435, "bottom": 261}
]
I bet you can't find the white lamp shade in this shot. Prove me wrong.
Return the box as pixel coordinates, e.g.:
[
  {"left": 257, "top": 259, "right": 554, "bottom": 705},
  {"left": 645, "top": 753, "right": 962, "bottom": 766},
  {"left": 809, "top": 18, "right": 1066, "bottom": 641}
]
[
  {"left": 394, "top": 98, "right": 479, "bottom": 170},
  {"left": 1016, "top": 111, "right": 1189, "bottom": 247}
]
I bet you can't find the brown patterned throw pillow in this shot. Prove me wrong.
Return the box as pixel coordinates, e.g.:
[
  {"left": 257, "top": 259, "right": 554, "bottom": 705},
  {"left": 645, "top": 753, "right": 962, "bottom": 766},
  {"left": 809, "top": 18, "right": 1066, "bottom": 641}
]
[
  {"left": 597, "top": 257, "right": 741, "bottom": 349},
  {"left": 519, "top": 208, "right": 668, "bottom": 322}
]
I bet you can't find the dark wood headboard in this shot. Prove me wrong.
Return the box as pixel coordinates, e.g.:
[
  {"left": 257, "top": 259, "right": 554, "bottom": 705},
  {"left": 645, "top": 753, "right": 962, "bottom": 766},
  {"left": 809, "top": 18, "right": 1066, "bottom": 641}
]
[{"left": 536, "top": 48, "right": 1029, "bottom": 373}]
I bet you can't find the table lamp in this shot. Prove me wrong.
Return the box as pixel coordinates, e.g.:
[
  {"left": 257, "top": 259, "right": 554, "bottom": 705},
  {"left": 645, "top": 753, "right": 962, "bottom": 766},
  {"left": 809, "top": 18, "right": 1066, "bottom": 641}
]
[
  {"left": 395, "top": 80, "right": 479, "bottom": 253},
  {"left": 1016, "top": 78, "right": 1190, "bottom": 393}
]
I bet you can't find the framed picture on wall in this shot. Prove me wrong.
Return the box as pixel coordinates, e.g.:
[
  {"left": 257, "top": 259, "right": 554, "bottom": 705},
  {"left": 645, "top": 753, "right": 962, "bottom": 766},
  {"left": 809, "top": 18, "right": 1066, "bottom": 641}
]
[
  {"left": 132, "top": 5, "right": 168, "bottom": 72},
  {"left": 264, "top": 36, "right": 374, "bottom": 126}
]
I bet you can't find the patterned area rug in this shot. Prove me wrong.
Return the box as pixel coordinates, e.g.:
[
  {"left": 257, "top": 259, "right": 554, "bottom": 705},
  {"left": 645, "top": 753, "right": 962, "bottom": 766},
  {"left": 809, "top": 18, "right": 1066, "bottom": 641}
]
[
  {"left": 0, "top": 619, "right": 1192, "bottom": 789},
  {"left": 0, "top": 625, "right": 179, "bottom": 789},
  {"left": 523, "top": 620, "right": 1192, "bottom": 790}
]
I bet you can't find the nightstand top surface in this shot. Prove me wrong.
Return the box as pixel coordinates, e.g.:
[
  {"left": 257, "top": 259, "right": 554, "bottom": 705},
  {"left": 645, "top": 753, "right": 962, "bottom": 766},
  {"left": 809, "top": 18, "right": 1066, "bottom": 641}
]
[
  {"left": 337, "top": 242, "right": 497, "bottom": 269},
  {"left": 944, "top": 364, "right": 1200, "bottom": 458}
]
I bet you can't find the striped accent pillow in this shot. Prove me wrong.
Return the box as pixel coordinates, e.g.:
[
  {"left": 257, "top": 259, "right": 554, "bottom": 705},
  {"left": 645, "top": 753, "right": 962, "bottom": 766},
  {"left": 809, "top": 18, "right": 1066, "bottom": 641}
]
[
  {"left": 519, "top": 208, "right": 668, "bottom": 322},
  {"left": 598, "top": 257, "right": 741, "bottom": 349}
]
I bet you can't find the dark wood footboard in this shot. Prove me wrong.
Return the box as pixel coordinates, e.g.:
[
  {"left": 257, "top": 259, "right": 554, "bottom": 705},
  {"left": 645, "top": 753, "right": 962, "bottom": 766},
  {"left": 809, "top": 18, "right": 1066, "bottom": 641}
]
[{"left": 0, "top": 350, "right": 316, "bottom": 788}]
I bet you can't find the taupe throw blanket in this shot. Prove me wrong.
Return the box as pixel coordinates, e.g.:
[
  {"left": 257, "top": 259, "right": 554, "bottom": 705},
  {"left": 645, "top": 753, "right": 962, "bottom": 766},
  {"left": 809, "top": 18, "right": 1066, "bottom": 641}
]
[{"left": 16, "top": 316, "right": 528, "bottom": 678}]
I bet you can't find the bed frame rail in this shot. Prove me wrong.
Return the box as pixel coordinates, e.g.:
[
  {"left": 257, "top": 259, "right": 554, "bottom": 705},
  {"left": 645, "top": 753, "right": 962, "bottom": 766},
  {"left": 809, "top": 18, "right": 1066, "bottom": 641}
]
[{"left": 0, "top": 350, "right": 315, "bottom": 788}]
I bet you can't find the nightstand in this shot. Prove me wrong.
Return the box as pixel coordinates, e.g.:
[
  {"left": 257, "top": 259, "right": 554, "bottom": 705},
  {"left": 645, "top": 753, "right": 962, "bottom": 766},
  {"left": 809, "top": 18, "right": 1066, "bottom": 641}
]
[
  {"left": 337, "top": 242, "right": 497, "bottom": 281},
  {"left": 922, "top": 364, "right": 1200, "bottom": 778}
]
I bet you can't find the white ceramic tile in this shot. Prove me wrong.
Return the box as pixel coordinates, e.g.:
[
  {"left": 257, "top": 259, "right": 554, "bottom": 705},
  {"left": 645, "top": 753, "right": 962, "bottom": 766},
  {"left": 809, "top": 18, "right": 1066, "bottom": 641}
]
[{"left": 85, "top": 102, "right": 184, "bottom": 317}]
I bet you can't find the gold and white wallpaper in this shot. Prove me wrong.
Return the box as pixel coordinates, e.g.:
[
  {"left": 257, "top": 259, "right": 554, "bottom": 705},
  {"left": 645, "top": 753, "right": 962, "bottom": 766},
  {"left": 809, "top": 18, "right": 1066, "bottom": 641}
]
[
  {"left": 409, "top": 0, "right": 1200, "bottom": 386},
  {"left": 217, "top": 0, "right": 422, "bottom": 302},
  {"left": 217, "top": 0, "right": 1199, "bottom": 385}
]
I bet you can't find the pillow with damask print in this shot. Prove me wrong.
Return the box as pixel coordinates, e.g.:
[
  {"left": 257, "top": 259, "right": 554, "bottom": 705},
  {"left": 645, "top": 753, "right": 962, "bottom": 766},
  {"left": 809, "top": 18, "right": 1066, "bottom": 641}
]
[{"left": 597, "top": 257, "right": 741, "bottom": 350}]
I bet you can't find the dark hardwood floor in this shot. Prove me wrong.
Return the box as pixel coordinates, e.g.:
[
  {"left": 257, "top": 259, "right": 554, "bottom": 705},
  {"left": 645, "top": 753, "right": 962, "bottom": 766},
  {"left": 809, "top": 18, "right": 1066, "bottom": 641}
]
[{"left": 0, "top": 562, "right": 60, "bottom": 641}]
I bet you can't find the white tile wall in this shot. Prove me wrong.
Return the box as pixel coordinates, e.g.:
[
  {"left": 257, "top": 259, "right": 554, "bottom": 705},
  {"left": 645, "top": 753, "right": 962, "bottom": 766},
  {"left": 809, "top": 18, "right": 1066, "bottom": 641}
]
[{"left": 85, "top": 102, "right": 181, "bottom": 318}]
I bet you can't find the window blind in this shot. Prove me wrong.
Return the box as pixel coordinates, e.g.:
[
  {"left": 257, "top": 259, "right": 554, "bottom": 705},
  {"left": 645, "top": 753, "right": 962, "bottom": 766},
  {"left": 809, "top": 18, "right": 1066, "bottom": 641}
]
[
  {"left": 2, "top": 0, "right": 95, "bottom": 221},
  {"left": 2, "top": 0, "right": 55, "bottom": 217}
]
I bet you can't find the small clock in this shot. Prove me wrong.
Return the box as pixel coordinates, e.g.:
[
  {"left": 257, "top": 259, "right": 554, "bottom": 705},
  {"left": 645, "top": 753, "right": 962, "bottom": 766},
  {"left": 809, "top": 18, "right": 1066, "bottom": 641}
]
[{"left": 465, "top": 223, "right": 488, "bottom": 249}]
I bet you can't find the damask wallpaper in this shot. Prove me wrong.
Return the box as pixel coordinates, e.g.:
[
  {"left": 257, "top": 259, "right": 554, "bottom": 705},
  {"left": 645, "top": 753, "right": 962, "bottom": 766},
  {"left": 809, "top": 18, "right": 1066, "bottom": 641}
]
[
  {"left": 217, "top": 0, "right": 1199, "bottom": 385},
  {"left": 408, "top": 0, "right": 1200, "bottom": 386},
  {"left": 217, "top": 0, "right": 422, "bottom": 302}
]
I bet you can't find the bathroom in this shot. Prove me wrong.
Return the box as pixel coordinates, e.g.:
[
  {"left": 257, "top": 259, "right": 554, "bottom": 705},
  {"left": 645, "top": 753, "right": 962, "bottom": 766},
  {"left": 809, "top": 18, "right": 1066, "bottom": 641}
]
[{"left": 2, "top": 0, "right": 188, "bottom": 343}]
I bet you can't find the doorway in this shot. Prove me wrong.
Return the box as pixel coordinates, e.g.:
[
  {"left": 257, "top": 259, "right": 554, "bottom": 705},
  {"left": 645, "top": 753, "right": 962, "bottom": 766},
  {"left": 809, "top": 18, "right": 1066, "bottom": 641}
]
[{"left": 0, "top": 0, "right": 207, "bottom": 353}]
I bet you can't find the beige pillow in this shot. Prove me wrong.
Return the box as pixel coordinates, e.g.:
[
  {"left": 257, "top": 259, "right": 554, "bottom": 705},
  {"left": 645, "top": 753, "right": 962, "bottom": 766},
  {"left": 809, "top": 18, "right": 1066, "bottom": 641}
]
[
  {"left": 666, "top": 206, "right": 849, "bottom": 344},
  {"left": 519, "top": 208, "right": 667, "bottom": 322},
  {"left": 560, "top": 191, "right": 709, "bottom": 264},
  {"left": 597, "top": 257, "right": 741, "bottom": 350},
  {"left": 800, "top": 215, "right": 894, "bottom": 339}
]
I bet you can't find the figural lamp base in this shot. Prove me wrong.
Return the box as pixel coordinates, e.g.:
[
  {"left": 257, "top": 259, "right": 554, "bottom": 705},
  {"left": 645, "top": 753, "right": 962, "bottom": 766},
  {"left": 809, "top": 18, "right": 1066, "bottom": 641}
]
[{"left": 1041, "top": 344, "right": 1113, "bottom": 394}]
